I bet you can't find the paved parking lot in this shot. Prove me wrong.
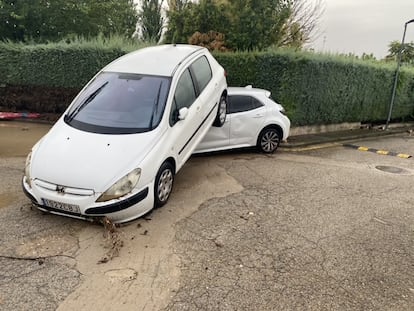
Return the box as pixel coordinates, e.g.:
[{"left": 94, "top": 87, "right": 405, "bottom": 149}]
[{"left": 1, "top": 121, "right": 413, "bottom": 310}]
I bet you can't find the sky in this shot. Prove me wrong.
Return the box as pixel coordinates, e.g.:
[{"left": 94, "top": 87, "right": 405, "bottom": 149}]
[{"left": 309, "top": 0, "right": 414, "bottom": 59}]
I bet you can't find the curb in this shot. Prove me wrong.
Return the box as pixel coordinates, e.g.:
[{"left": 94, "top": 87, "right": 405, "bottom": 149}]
[{"left": 280, "top": 126, "right": 412, "bottom": 149}]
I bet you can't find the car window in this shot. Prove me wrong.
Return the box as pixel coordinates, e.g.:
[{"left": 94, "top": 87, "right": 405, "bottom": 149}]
[
  {"left": 190, "top": 56, "right": 212, "bottom": 94},
  {"left": 228, "top": 95, "right": 264, "bottom": 114},
  {"left": 64, "top": 72, "right": 171, "bottom": 134},
  {"left": 170, "top": 69, "right": 196, "bottom": 125}
]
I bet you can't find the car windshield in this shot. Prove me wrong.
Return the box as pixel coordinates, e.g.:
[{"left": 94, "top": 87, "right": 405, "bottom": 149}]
[{"left": 64, "top": 72, "right": 171, "bottom": 134}]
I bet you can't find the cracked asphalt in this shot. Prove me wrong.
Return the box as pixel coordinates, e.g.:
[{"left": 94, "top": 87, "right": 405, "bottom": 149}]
[
  {"left": 0, "top": 157, "right": 82, "bottom": 310},
  {"left": 166, "top": 135, "right": 414, "bottom": 310},
  {"left": 1, "top": 121, "right": 414, "bottom": 310}
]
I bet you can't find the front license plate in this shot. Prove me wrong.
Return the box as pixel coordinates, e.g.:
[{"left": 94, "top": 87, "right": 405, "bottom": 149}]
[{"left": 42, "top": 198, "right": 81, "bottom": 214}]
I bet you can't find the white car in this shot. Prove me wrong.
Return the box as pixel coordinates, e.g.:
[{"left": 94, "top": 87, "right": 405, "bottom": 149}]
[
  {"left": 194, "top": 86, "right": 290, "bottom": 154},
  {"left": 22, "top": 44, "right": 228, "bottom": 223}
]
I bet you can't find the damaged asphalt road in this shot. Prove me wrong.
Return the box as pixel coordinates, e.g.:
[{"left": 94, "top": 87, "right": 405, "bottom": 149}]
[
  {"left": 0, "top": 155, "right": 242, "bottom": 311},
  {"left": 0, "top": 157, "right": 82, "bottom": 310},
  {"left": 167, "top": 150, "right": 414, "bottom": 310},
  {"left": 1, "top": 122, "right": 414, "bottom": 310}
]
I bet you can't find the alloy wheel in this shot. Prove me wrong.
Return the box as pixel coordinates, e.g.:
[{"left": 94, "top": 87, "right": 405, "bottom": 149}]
[{"left": 260, "top": 130, "right": 280, "bottom": 153}]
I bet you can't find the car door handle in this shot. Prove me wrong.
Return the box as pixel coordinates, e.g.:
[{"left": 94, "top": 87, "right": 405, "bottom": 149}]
[{"left": 253, "top": 114, "right": 264, "bottom": 118}]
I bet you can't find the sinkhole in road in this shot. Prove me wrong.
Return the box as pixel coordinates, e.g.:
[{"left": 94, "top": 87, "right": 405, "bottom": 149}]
[{"left": 375, "top": 165, "right": 409, "bottom": 174}]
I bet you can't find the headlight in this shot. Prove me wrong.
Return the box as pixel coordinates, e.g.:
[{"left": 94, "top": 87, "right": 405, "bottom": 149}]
[
  {"left": 96, "top": 168, "right": 141, "bottom": 202},
  {"left": 24, "top": 152, "right": 32, "bottom": 188}
]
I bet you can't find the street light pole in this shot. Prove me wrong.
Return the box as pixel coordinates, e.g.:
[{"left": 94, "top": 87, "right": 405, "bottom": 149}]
[{"left": 385, "top": 19, "right": 414, "bottom": 130}]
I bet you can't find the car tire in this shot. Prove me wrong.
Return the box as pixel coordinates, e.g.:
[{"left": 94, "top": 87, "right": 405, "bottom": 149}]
[
  {"left": 213, "top": 94, "right": 227, "bottom": 127},
  {"left": 154, "top": 161, "right": 174, "bottom": 208},
  {"left": 257, "top": 127, "right": 280, "bottom": 153}
]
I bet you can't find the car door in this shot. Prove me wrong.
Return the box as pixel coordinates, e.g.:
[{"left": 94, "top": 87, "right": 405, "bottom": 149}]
[
  {"left": 190, "top": 56, "right": 231, "bottom": 151},
  {"left": 229, "top": 94, "right": 266, "bottom": 146},
  {"left": 189, "top": 55, "right": 214, "bottom": 121},
  {"left": 169, "top": 67, "right": 202, "bottom": 168},
  {"left": 195, "top": 115, "right": 231, "bottom": 151}
]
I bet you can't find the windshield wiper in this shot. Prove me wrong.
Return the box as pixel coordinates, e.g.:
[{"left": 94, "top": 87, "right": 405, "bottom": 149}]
[
  {"left": 66, "top": 81, "right": 109, "bottom": 122},
  {"left": 149, "top": 81, "right": 163, "bottom": 130}
]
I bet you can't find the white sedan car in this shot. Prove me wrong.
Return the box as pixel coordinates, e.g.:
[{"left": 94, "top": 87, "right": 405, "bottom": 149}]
[
  {"left": 195, "top": 86, "right": 290, "bottom": 154},
  {"left": 22, "top": 44, "right": 228, "bottom": 223}
]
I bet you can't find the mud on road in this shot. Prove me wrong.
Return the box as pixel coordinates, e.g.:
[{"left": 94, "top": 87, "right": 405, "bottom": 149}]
[
  {"left": 1, "top": 121, "right": 414, "bottom": 310},
  {"left": 0, "top": 121, "right": 243, "bottom": 310}
]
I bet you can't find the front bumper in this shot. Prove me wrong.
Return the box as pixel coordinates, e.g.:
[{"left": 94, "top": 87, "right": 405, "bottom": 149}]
[{"left": 22, "top": 176, "right": 154, "bottom": 223}]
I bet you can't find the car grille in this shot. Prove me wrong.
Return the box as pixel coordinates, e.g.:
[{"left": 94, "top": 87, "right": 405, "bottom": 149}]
[{"left": 34, "top": 179, "right": 94, "bottom": 196}]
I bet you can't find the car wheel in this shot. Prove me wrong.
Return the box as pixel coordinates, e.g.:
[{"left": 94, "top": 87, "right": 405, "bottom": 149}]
[
  {"left": 213, "top": 94, "right": 227, "bottom": 127},
  {"left": 257, "top": 127, "right": 280, "bottom": 153},
  {"left": 154, "top": 161, "right": 174, "bottom": 207}
]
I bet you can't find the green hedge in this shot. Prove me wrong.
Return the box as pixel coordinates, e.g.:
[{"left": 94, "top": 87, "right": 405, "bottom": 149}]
[
  {"left": 1, "top": 41, "right": 413, "bottom": 125},
  {"left": 0, "top": 39, "right": 143, "bottom": 88},
  {"left": 215, "top": 51, "right": 414, "bottom": 125}
]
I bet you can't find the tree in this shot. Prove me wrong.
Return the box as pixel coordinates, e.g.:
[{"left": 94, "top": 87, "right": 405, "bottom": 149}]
[
  {"left": 0, "top": 0, "right": 29, "bottom": 41},
  {"left": 164, "top": 0, "right": 324, "bottom": 51},
  {"left": 138, "top": 0, "right": 164, "bottom": 42},
  {"left": 225, "top": 0, "right": 291, "bottom": 50},
  {"left": 164, "top": 0, "right": 228, "bottom": 45},
  {"left": 86, "top": 0, "right": 138, "bottom": 38},
  {"left": 189, "top": 31, "right": 229, "bottom": 51},
  {"left": 385, "top": 40, "right": 414, "bottom": 64},
  {"left": 281, "top": 0, "right": 325, "bottom": 48},
  {"left": 164, "top": 0, "right": 290, "bottom": 50},
  {"left": 0, "top": 0, "right": 138, "bottom": 42}
]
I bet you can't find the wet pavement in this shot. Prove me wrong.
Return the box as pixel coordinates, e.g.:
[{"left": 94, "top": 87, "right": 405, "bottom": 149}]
[
  {"left": 1, "top": 120, "right": 414, "bottom": 310},
  {"left": 2, "top": 119, "right": 413, "bottom": 155},
  {"left": 0, "top": 121, "right": 50, "bottom": 157}
]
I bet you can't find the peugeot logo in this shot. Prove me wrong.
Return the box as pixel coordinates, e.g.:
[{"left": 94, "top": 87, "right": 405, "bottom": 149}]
[{"left": 56, "top": 185, "right": 65, "bottom": 194}]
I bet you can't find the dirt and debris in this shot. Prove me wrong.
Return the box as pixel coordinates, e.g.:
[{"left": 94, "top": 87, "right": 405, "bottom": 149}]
[{"left": 98, "top": 217, "right": 124, "bottom": 264}]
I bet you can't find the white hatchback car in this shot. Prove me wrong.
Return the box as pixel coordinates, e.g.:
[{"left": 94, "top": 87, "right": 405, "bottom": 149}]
[
  {"left": 194, "top": 86, "right": 290, "bottom": 154},
  {"left": 22, "top": 44, "right": 228, "bottom": 223}
]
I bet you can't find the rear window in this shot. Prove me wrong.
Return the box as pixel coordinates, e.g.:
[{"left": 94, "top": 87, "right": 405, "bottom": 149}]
[
  {"left": 228, "top": 95, "right": 263, "bottom": 114},
  {"left": 190, "top": 56, "right": 212, "bottom": 94},
  {"left": 64, "top": 72, "right": 171, "bottom": 134}
]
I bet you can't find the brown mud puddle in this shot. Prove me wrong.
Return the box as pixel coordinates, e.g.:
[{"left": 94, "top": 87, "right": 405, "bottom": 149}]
[{"left": 0, "top": 121, "right": 51, "bottom": 157}]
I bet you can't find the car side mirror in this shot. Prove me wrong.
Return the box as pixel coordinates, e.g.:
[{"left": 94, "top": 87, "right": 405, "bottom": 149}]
[{"left": 178, "top": 107, "right": 189, "bottom": 120}]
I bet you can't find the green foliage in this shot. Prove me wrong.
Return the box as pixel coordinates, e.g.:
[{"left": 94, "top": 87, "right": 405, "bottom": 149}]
[
  {"left": 213, "top": 51, "right": 260, "bottom": 85},
  {"left": 164, "top": 0, "right": 229, "bottom": 45},
  {"left": 0, "top": 0, "right": 138, "bottom": 42},
  {"left": 138, "top": 0, "right": 164, "bottom": 42},
  {"left": 164, "top": 0, "right": 291, "bottom": 51},
  {"left": 1, "top": 40, "right": 413, "bottom": 125},
  {"left": 0, "top": 37, "right": 147, "bottom": 88},
  {"left": 226, "top": 0, "right": 291, "bottom": 50},
  {"left": 215, "top": 50, "right": 414, "bottom": 125},
  {"left": 386, "top": 40, "right": 414, "bottom": 64}
]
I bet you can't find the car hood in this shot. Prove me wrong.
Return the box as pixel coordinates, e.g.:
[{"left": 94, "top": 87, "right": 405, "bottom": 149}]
[{"left": 31, "top": 121, "right": 160, "bottom": 191}]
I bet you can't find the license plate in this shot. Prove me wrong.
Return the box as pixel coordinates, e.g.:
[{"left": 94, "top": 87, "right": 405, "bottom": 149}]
[{"left": 42, "top": 198, "right": 81, "bottom": 214}]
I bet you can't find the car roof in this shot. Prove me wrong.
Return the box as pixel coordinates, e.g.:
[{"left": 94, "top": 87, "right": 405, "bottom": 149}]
[
  {"left": 103, "top": 44, "right": 205, "bottom": 77},
  {"left": 228, "top": 86, "right": 271, "bottom": 98}
]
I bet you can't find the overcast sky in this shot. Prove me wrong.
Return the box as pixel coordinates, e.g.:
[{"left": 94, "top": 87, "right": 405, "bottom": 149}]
[{"left": 310, "top": 0, "right": 414, "bottom": 59}]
